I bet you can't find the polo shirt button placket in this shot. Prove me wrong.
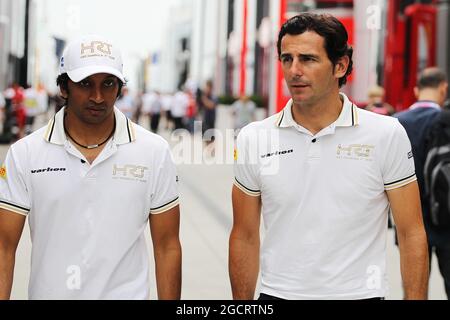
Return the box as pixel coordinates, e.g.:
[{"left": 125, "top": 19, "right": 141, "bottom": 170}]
[
  {"left": 86, "top": 171, "right": 97, "bottom": 180},
  {"left": 79, "top": 161, "right": 90, "bottom": 178},
  {"left": 307, "top": 137, "right": 321, "bottom": 161}
]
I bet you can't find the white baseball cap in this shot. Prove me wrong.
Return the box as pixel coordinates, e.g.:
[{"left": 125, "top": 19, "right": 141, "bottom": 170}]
[{"left": 59, "top": 35, "right": 125, "bottom": 83}]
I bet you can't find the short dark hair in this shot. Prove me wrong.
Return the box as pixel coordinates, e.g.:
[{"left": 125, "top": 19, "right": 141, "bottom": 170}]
[
  {"left": 56, "top": 73, "right": 70, "bottom": 93},
  {"left": 417, "top": 67, "right": 448, "bottom": 90},
  {"left": 277, "top": 13, "right": 353, "bottom": 88},
  {"left": 56, "top": 73, "right": 124, "bottom": 99}
]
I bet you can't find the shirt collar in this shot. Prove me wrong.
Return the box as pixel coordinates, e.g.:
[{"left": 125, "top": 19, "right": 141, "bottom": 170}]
[
  {"left": 43, "top": 106, "right": 136, "bottom": 146},
  {"left": 275, "top": 93, "right": 359, "bottom": 128},
  {"left": 409, "top": 100, "right": 441, "bottom": 110}
]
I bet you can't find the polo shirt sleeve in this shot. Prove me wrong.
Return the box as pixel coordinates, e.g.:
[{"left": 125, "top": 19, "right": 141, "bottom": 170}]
[
  {"left": 149, "top": 143, "right": 179, "bottom": 215},
  {"left": 0, "top": 146, "right": 31, "bottom": 216},
  {"left": 382, "top": 120, "right": 417, "bottom": 191},
  {"left": 234, "top": 127, "right": 261, "bottom": 197}
]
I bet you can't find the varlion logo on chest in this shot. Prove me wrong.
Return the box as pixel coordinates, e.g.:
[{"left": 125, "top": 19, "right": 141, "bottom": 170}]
[
  {"left": 260, "top": 149, "right": 294, "bottom": 159},
  {"left": 31, "top": 167, "right": 67, "bottom": 174}
]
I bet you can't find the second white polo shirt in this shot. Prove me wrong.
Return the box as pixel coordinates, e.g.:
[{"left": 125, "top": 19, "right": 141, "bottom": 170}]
[{"left": 234, "top": 93, "right": 416, "bottom": 300}]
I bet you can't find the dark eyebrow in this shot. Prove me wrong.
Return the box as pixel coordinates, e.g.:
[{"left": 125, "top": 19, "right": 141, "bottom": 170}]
[
  {"left": 102, "top": 77, "right": 119, "bottom": 84},
  {"left": 299, "top": 53, "right": 319, "bottom": 60},
  {"left": 280, "top": 53, "right": 320, "bottom": 61},
  {"left": 280, "top": 53, "right": 292, "bottom": 59}
]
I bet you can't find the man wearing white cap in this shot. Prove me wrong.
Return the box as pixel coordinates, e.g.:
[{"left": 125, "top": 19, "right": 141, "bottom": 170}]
[{"left": 0, "top": 35, "right": 182, "bottom": 299}]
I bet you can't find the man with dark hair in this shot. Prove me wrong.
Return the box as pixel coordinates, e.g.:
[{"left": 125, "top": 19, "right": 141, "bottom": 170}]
[
  {"left": 276, "top": 13, "right": 353, "bottom": 88},
  {"left": 199, "top": 80, "right": 218, "bottom": 138},
  {"left": 395, "top": 67, "right": 450, "bottom": 298},
  {"left": 230, "top": 13, "right": 428, "bottom": 300},
  {"left": 416, "top": 68, "right": 448, "bottom": 91},
  {"left": 0, "top": 35, "right": 181, "bottom": 300}
]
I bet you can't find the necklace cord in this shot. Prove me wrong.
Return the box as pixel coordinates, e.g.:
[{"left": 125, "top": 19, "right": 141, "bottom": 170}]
[{"left": 64, "top": 115, "right": 116, "bottom": 149}]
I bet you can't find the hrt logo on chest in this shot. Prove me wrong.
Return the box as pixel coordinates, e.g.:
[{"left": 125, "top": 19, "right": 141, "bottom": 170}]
[
  {"left": 337, "top": 144, "right": 375, "bottom": 161},
  {"left": 113, "top": 164, "right": 148, "bottom": 179}
]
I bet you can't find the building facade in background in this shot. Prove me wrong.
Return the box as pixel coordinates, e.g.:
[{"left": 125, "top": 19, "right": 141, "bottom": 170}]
[
  {"left": 0, "top": 0, "right": 37, "bottom": 91},
  {"left": 155, "top": 0, "right": 449, "bottom": 115},
  {"left": 149, "top": 0, "right": 194, "bottom": 94}
]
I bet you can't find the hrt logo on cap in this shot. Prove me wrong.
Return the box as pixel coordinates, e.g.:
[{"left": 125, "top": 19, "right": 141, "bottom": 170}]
[
  {"left": 59, "top": 34, "right": 126, "bottom": 83},
  {"left": 80, "top": 41, "right": 114, "bottom": 58}
]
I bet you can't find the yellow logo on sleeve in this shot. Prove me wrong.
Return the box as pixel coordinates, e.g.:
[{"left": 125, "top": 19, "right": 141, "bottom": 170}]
[
  {"left": 0, "top": 164, "right": 6, "bottom": 179},
  {"left": 234, "top": 148, "right": 238, "bottom": 161}
]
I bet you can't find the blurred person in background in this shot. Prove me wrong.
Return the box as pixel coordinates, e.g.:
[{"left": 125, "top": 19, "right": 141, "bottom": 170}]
[
  {"left": 116, "top": 87, "right": 135, "bottom": 119},
  {"left": 150, "top": 91, "right": 162, "bottom": 133},
  {"left": 132, "top": 90, "right": 144, "bottom": 125},
  {"left": 364, "top": 85, "right": 395, "bottom": 116},
  {"left": 395, "top": 67, "right": 450, "bottom": 298},
  {"left": 11, "top": 83, "right": 26, "bottom": 141},
  {"left": 162, "top": 92, "right": 174, "bottom": 131},
  {"left": 232, "top": 95, "right": 256, "bottom": 131},
  {"left": 0, "top": 85, "right": 15, "bottom": 142},
  {"left": 185, "top": 88, "right": 197, "bottom": 134},
  {"left": 171, "top": 87, "right": 189, "bottom": 131},
  {"left": 23, "top": 84, "right": 41, "bottom": 136},
  {"left": 198, "top": 80, "right": 218, "bottom": 143},
  {"left": 36, "top": 84, "right": 50, "bottom": 122}
]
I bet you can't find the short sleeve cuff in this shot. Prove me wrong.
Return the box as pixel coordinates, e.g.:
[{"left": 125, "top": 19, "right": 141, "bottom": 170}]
[
  {"left": 150, "top": 196, "right": 179, "bottom": 215},
  {"left": 234, "top": 178, "right": 261, "bottom": 197},
  {"left": 384, "top": 173, "right": 417, "bottom": 191},
  {"left": 0, "top": 199, "right": 30, "bottom": 216}
]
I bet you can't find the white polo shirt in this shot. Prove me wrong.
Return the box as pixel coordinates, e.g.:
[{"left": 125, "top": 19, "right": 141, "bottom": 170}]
[
  {"left": 234, "top": 93, "right": 416, "bottom": 300},
  {"left": 0, "top": 107, "right": 179, "bottom": 299}
]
